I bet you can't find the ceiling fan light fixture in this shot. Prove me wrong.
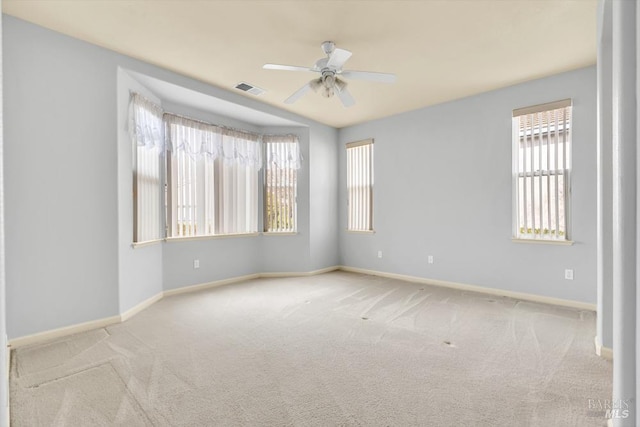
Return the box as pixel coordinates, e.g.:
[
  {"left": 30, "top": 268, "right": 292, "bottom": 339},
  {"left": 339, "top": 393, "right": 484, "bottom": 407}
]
[
  {"left": 310, "top": 78, "right": 323, "bottom": 92},
  {"left": 323, "top": 73, "right": 335, "bottom": 88}
]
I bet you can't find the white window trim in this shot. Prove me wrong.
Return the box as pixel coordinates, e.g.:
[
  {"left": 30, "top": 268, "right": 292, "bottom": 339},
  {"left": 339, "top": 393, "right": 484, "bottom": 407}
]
[
  {"left": 165, "top": 232, "right": 260, "bottom": 243},
  {"left": 511, "top": 238, "right": 574, "bottom": 246}
]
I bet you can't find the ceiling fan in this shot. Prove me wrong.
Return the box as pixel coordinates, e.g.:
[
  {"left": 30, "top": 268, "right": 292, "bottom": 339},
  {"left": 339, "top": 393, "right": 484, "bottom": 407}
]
[{"left": 263, "top": 41, "right": 396, "bottom": 107}]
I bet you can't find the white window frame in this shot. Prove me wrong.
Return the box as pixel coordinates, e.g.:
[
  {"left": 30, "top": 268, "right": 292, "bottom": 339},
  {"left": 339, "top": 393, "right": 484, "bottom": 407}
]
[
  {"left": 512, "top": 99, "right": 572, "bottom": 243},
  {"left": 346, "top": 139, "right": 374, "bottom": 232}
]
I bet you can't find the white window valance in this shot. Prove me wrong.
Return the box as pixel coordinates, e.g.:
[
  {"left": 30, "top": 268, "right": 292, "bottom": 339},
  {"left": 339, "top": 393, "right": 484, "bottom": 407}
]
[
  {"left": 164, "top": 113, "right": 262, "bottom": 171},
  {"left": 129, "top": 92, "right": 164, "bottom": 151},
  {"left": 263, "top": 134, "right": 303, "bottom": 170},
  {"left": 220, "top": 128, "right": 262, "bottom": 171},
  {"left": 164, "top": 114, "right": 221, "bottom": 158}
]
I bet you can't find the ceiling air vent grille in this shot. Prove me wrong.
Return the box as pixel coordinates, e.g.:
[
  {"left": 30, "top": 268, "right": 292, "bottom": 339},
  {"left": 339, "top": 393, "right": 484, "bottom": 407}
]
[{"left": 234, "top": 82, "right": 265, "bottom": 96}]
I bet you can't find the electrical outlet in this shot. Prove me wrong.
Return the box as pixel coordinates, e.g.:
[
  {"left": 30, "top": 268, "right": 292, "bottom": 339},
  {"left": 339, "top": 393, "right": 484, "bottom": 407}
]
[
  {"left": 377, "top": 251, "right": 383, "bottom": 259},
  {"left": 564, "top": 269, "right": 574, "bottom": 280},
  {"left": 194, "top": 259, "right": 200, "bottom": 269},
  {"left": 428, "top": 255, "right": 434, "bottom": 264}
]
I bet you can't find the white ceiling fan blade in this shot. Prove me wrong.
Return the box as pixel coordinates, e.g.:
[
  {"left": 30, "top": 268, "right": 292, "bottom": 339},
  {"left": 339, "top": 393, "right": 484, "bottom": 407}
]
[
  {"left": 336, "top": 86, "right": 355, "bottom": 108},
  {"left": 340, "top": 70, "right": 396, "bottom": 83},
  {"left": 263, "top": 63, "right": 312, "bottom": 72},
  {"left": 284, "top": 83, "right": 312, "bottom": 104},
  {"left": 326, "top": 48, "right": 352, "bottom": 69}
]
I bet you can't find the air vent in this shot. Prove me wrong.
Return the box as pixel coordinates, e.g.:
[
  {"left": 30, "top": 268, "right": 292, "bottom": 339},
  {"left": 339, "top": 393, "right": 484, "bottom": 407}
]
[{"left": 234, "top": 82, "right": 265, "bottom": 96}]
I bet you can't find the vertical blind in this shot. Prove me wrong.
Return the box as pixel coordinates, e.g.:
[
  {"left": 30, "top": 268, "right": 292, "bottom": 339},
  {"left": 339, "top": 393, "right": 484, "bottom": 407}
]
[
  {"left": 346, "top": 139, "right": 374, "bottom": 231},
  {"left": 130, "top": 92, "right": 164, "bottom": 243},
  {"left": 513, "top": 99, "right": 571, "bottom": 240},
  {"left": 216, "top": 130, "right": 261, "bottom": 235},
  {"left": 264, "top": 135, "right": 302, "bottom": 233}
]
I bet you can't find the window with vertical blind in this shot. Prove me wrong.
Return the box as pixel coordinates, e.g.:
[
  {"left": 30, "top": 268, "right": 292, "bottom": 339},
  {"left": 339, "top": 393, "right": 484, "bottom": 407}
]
[
  {"left": 164, "top": 114, "right": 262, "bottom": 238},
  {"left": 130, "top": 93, "right": 164, "bottom": 243},
  {"left": 216, "top": 130, "right": 261, "bottom": 235},
  {"left": 264, "top": 135, "right": 302, "bottom": 233},
  {"left": 129, "top": 92, "right": 299, "bottom": 242},
  {"left": 346, "top": 139, "right": 374, "bottom": 232},
  {"left": 512, "top": 99, "right": 572, "bottom": 241},
  {"left": 164, "top": 114, "right": 218, "bottom": 237}
]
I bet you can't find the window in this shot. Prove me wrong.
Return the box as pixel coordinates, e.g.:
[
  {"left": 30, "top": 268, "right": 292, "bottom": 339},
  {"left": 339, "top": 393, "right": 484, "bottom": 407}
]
[
  {"left": 512, "top": 99, "right": 572, "bottom": 241},
  {"left": 346, "top": 139, "right": 374, "bottom": 231},
  {"left": 216, "top": 130, "right": 261, "bottom": 235},
  {"left": 164, "top": 114, "right": 261, "bottom": 237},
  {"left": 130, "top": 94, "right": 297, "bottom": 242},
  {"left": 130, "top": 93, "right": 164, "bottom": 243},
  {"left": 264, "top": 135, "right": 302, "bottom": 233},
  {"left": 164, "top": 115, "right": 217, "bottom": 237}
]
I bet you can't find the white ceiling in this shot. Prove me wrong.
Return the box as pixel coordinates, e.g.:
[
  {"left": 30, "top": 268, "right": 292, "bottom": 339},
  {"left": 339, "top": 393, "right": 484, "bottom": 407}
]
[{"left": 3, "top": 0, "right": 597, "bottom": 129}]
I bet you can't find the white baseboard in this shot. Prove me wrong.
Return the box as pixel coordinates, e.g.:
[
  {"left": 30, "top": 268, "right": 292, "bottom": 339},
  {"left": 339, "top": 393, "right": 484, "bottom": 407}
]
[
  {"left": 8, "top": 315, "right": 121, "bottom": 349},
  {"left": 594, "top": 336, "right": 613, "bottom": 360},
  {"left": 163, "top": 273, "right": 261, "bottom": 297},
  {"left": 338, "top": 266, "right": 597, "bottom": 312},
  {"left": 120, "top": 292, "right": 164, "bottom": 322},
  {"left": 259, "top": 266, "right": 340, "bottom": 278},
  {"left": 5, "top": 335, "right": 9, "bottom": 427}
]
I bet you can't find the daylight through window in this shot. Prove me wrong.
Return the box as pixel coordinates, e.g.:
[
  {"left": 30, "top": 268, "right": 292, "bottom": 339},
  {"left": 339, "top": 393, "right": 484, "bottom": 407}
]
[{"left": 512, "top": 99, "right": 572, "bottom": 241}]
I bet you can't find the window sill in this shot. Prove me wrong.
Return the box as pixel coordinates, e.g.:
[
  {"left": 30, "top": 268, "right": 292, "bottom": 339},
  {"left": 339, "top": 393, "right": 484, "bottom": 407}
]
[
  {"left": 347, "top": 230, "right": 376, "bottom": 234},
  {"left": 165, "top": 233, "right": 260, "bottom": 243},
  {"left": 512, "top": 238, "right": 574, "bottom": 246},
  {"left": 263, "top": 232, "right": 298, "bottom": 236},
  {"left": 131, "top": 239, "right": 163, "bottom": 249}
]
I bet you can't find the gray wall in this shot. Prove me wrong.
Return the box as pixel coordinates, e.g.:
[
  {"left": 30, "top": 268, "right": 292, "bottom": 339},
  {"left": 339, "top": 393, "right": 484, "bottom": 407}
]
[
  {"left": 4, "top": 15, "right": 338, "bottom": 339},
  {"left": 0, "top": 3, "right": 7, "bottom": 425},
  {"left": 597, "top": 0, "right": 614, "bottom": 350},
  {"left": 116, "top": 69, "right": 164, "bottom": 313},
  {"left": 338, "top": 66, "right": 598, "bottom": 304},
  {"left": 4, "top": 16, "right": 120, "bottom": 338},
  {"left": 309, "top": 125, "right": 340, "bottom": 270}
]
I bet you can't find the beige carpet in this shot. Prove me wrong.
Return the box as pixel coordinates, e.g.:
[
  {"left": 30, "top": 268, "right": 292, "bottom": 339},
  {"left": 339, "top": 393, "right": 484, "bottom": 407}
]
[{"left": 10, "top": 271, "right": 612, "bottom": 426}]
